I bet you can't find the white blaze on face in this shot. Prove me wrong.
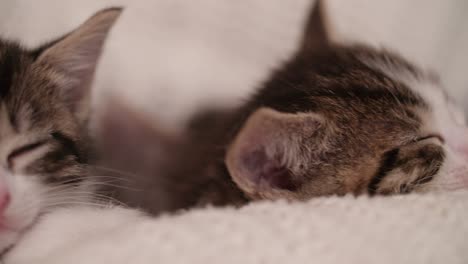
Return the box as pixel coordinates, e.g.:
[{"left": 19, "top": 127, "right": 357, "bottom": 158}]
[
  {"left": 405, "top": 78, "right": 468, "bottom": 191},
  {"left": 363, "top": 56, "right": 468, "bottom": 191}
]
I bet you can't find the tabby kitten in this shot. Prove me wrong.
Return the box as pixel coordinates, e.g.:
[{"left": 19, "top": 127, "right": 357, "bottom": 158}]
[
  {"left": 0, "top": 8, "right": 121, "bottom": 253},
  {"left": 99, "top": 1, "right": 468, "bottom": 215}
]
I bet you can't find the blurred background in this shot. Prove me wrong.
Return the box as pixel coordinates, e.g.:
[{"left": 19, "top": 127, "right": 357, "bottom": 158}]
[{"left": 0, "top": 0, "right": 467, "bottom": 130}]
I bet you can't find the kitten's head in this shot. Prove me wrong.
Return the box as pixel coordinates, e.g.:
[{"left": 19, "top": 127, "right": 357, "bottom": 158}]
[
  {"left": 0, "top": 8, "right": 121, "bottom": 252},
  {"left": 226, "top": 1, "right": 468, "bottom": 200}
]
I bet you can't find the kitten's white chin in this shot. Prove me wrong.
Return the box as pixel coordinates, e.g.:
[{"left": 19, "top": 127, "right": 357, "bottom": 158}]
[
  {"left": 420, "top": 148, "right": 468, "bottom": 193},
  {"left": 0, "top": 215, "right": 39, "bottom": 254},
  {"left": 0, "top": 229, "right": 21, "bottom": 254},
  {"left": 0, "top": 175, "right": 44, "bottom": 253}
]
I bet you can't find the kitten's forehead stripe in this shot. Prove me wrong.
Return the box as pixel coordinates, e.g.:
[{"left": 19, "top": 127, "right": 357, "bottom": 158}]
[
  {"left": 0, "top": 42, "right": 23, "bottom": 99},
  {"left": 0, "top": 43, "right": 29, "bottom": 132},
  {"left": 258, "top": 45, "right": 428, "bottom": 118}
]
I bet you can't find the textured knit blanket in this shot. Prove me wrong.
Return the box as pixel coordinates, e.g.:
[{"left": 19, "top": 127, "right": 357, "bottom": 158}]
[{"left": 6, "top": 192, "right": 468, "bottom": 264}]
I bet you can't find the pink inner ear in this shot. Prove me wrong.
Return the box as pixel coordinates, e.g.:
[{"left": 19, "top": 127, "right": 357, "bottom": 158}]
[{"left": 241, "top": 148, "right": 297, "bottom": 191}]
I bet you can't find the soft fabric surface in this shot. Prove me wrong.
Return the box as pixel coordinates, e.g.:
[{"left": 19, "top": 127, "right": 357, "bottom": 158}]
[{"left": 5, "top": 192, "right": 468, "bottom": 264}]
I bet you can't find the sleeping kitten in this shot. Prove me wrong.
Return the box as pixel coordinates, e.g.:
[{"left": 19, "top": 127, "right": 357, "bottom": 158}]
[
  {"left": 0, "top": 8, "right": 121, "bottom": 253},
  {"left": 98, "top": 1, "right": 468, "bottom": 215}
]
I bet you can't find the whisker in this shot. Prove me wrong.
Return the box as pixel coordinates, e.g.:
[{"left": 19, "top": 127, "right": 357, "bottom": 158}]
[
  {"left": 45, "top": 176, "right": 142, "bottom": 192},
  {"left": 90, "top": 165, "right": 139, "bottom": 180},
  {"left": 44, "top": 190, "right": 125, "bottom": 205},
  {"left": 43, "top": 201, "right": 109, "bottom": 209}
]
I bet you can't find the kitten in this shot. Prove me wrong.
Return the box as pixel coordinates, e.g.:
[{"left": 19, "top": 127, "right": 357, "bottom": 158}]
[
  {"left": 98, "top": 0, "right": 468, "bottom": 215},
  {"left": 0, "top": 8, "right": 121, "bottom": 253}
]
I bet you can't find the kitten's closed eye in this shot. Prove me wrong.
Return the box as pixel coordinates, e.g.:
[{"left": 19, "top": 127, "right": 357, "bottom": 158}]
[
  {"left": 7, "top": 139, "right": 50, "bottom": 170},
  {"left": 415, "top": 134, "right": 444, "bottom": 144}
]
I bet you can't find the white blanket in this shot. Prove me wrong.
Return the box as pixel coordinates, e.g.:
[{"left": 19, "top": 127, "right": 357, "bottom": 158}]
[{"left": 6, "top": 192, "right": 468, "bottom": 264}]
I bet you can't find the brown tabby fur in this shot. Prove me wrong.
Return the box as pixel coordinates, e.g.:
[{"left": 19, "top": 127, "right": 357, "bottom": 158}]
[
  {"left": 0, "top": 8, "right": 121, "bottom": 204},
  {"left": 97, "top": 1, "right": 446, "bottom": 215}
]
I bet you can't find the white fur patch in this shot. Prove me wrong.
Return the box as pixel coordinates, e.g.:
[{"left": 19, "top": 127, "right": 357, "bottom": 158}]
[
  {"left": 0, "top": 174, "right": 43, "bottom": 252},
  {"left": 362, "top": 56, "right": 468, "bottom": 191},
  {"left": 0, "top": 171, "right": 98, "bottom": 253}
]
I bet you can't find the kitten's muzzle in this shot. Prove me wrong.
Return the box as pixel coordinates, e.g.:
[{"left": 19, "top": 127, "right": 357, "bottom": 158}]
[{"left": 433, "top": 125, "right": 468, "bottom": 191}]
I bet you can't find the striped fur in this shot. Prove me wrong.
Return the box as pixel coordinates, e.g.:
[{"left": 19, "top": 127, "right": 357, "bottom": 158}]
[
  {"left": 0, "top": 8, "right": 121, "bottom": 253},
  {"left": 98, "top": 1, "right": 468, "bottom": 215}
]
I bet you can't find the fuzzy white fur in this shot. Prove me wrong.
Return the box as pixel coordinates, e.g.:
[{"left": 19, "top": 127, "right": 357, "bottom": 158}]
[{"left": 5, "top": 192, "right": 468, "bottom": 264}]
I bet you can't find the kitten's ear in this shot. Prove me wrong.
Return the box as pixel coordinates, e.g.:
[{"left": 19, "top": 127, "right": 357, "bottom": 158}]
[
  {"left": 226, "top": 107, "right": 323, "bottom": 199},
  {"left": 33, "top": 8, "right": 122, "bottom": 122},
  {"left": 299, "top": 0, "right": 332, "bottom": 53}
]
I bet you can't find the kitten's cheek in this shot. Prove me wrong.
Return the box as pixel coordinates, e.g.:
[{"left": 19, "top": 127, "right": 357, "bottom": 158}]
[
  {"left": 0, "top": 172, "right": 12, "bottom": 216},
  {"left": 0, "top": 175, "right": 44, "bottom": 246},
  {"left": 432, "top": 148, "right": 468, "bottom": 191},
  {"left": 0, "top": 185, "right": 11, "bottom": 217},
  {"left": 445, "top": 126, "right": 468, "bottom": 160}
]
